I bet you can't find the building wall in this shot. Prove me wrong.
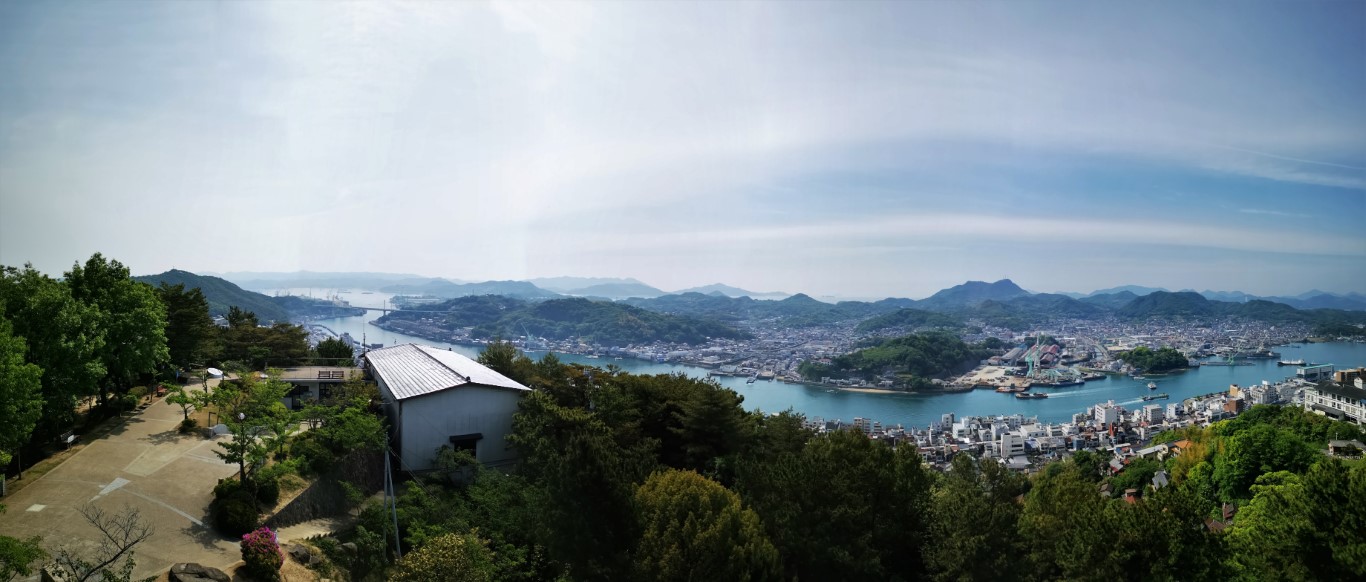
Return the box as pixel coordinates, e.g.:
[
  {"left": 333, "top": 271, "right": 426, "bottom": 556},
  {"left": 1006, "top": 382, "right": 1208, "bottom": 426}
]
[
  {"left": 393, "top": 386, "right": 527, "bottom": 471},
  {"left": 1304, "top": 387, "right": 1366, "bottom": 425}
]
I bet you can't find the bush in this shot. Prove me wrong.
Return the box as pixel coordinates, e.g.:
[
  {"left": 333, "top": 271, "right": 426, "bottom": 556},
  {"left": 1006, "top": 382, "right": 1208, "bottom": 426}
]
[
  {"left": 252, "top": 476, "right": 280, "bottom": 507},
  {"left": 291, "top": 435, "right": 337, "bottom": 476},
  {"left": 241, "top": 527, "right": 284, "bottom": 582},
  {"left": 117, "top": 393, "right": 139, "bottom": 411},
  {"left": 178, "top": 417, "right": 199, "bottom": 434},
  {"left": 390, "top": 531, "right": 497, "bottom": 582},
  {"left": 212, "top": 492, "right": 259, "bottom": 537}
]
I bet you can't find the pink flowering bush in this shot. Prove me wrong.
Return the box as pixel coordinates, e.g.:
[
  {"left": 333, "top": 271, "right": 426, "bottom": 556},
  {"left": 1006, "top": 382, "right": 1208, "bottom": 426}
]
[{"left": 240, "top": 526, "right": 284, "bottom": 581}]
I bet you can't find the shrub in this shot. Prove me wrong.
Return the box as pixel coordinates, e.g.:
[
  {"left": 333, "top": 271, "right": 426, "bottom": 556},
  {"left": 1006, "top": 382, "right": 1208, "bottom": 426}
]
[
  {"left": 252, "top": 476, "right": 280, "bottom": 507},
  {"left": 212, "top": 491, "right": 259, "bottom": 537},
  {"left": 178, "top": 417, "right": 199, "bottom": 434},
  {"left": 213, "top": 478, "right": 242, "bottom": 500},
  {"left": 390, "top": 531, "right": 497, "bottom": 582},
  {"left": 241, "top": 527, "right": 284, "bottom": 582},
  {"left": 291, "top": 435, "right": 336, "bottom": 476},
  {"left": 117, "top": 393, "right": 139, "bottom": 411}
]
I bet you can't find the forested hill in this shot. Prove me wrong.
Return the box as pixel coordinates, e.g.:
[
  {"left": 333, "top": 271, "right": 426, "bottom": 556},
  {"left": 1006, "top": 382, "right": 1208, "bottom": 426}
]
[
  {"left": 135, "top": 269, "right": 290, "bottom": 321},
  {"left": 134, "top": 270, "right": 362, "bottom": 321},
  {"left": 620, "top": 292, "right": 910, "bottom": 327},
  {"left": 855, "top": 308, "right": 965, "bottom": 333},
  {"left": 1118, "top": 291, "right": 1366, "bottom": 327},
  {"left": 379, "top": 296, "right": 751, "bottom": 345},
  {"left": 799, "top": 331, "right": 994, "bottom": 387}
]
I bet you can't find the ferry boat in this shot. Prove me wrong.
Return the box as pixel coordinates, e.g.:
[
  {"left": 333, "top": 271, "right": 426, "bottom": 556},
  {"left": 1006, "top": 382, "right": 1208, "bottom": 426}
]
[
  {"left": 1277, "top": 359, "right": 1306, "bottom": 366},
  {"left": 1142, "top": 393, "right": 1169, "bottom": 401},
  {"left": 1015, "top": 392, "right": 1048, "bottom": 399}
]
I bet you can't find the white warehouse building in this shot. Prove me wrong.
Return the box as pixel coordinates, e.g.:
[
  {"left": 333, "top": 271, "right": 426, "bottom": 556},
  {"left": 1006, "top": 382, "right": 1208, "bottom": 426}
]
[{"left": 364, "top": 343, "right": 531, "bottom": 471}]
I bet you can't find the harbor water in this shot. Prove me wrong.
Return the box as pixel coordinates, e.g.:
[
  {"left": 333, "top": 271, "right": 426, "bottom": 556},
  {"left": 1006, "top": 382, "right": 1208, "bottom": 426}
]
[{"left": 294, "top": 290, "right": 1366, "bottom": 429}]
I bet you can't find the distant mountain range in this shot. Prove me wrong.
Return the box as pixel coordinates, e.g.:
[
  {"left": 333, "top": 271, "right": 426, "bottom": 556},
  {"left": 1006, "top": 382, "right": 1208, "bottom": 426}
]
[
  {"left": 378, "top": 279, "right": 561, "bottom": 300},
  {"left": 672, "top": 283, "right": 790, "bottom": 300},
  {"left": 209, "top": 271, "right": 1364, "bottom": 315},
  {"left": 153, "top": 269, "right": 1366, "bottom": 340}
]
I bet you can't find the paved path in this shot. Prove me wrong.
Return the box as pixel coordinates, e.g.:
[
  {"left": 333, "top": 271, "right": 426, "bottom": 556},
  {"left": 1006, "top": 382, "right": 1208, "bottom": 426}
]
[{"left": 0, "top": 383, "right": 241, "bottom": 579}]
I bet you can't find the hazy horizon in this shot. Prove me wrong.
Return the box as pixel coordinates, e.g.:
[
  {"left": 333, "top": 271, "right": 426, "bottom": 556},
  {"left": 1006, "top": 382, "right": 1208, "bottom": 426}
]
[{"left": 3, "top": 1, "right": 1363, "bottom": 298}]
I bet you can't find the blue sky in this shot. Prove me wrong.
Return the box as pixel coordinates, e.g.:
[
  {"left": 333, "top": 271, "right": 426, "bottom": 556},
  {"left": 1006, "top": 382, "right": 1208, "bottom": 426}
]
[{"left": 1, "top": 1, "right": 1363, "bottom": 298}]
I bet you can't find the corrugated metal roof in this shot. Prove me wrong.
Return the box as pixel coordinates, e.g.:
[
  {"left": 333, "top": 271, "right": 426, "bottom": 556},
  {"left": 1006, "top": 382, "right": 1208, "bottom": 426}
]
[{"left": 365, "top": 343, "right": 529, "bottom": 400}]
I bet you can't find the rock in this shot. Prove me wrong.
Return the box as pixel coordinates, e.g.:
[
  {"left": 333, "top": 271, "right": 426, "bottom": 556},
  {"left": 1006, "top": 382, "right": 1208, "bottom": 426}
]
[
  {"left": 169, "top": 562, "right": 230, "bottom": 582},
  {"left": 340, "top": 541, "right": 358, "bottom": 554},
  {"left": 287, "top": 544, "right": 318, "bottom": 566}
]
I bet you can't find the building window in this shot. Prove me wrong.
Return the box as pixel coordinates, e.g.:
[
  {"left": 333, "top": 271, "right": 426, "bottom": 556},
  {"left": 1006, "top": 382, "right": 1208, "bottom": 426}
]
[{"left": 448, "top": 433, "right": 483, "bottom": 456}]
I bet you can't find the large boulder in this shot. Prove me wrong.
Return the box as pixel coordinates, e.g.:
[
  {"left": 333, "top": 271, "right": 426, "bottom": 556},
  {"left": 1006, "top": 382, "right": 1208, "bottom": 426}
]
[
  {"left": 169, "top": 562, "right": 230, "bottom": 582},
  {"left": 287, "top": 543, "right": 319, "bottom": 566}
]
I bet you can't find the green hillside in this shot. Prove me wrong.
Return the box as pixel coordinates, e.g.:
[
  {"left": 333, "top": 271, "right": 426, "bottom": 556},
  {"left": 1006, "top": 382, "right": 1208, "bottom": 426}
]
[
  {"left": 135, "top": 269, "right": 290, "bottom": 321},
  {"left": 855, "top": 308, "right": 964, "bottom": 333},
  {"left": 379, "top": 296, "right": 751, "bottom": 345},
  {"left": 134, "top": 269, "right": 363, "bottom": 321}
]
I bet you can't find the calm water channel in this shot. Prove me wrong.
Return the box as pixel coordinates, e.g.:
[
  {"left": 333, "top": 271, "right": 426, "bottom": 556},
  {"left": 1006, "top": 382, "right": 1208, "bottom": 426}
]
[{"left": 288, "top": 289, "right": 1366, "bottom": 429}]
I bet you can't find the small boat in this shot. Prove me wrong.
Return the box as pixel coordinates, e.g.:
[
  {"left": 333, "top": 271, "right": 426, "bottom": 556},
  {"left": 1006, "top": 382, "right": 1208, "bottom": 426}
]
[
  {"left": 746, "top": 377, "right": 756, "bottom": 384},
  {"left": 1132, "top": 375, "right": 1146, "bottom": 380},
  {"left": 1147, "top": 382, "right": 1158, "bottom": 390}
]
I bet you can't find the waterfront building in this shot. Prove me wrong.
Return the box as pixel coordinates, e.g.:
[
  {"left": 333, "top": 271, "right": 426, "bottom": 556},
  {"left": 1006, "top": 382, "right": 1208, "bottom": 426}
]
[
  {"left": 1142, "top": 404, "right": 1165, "bottom": 424},
  {"left": 1298, "top": 363, "right": 1336, "bottom": 382},
  {"left": 1094, "top": 401, "right": 1121, "bottom": 427},
  {"left": 1303, "top": 381, "right": 1366, "bottom": 425}
]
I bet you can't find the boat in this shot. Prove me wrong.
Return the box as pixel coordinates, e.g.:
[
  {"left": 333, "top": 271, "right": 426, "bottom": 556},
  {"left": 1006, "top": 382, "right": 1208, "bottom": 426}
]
[
  {"left": 1132, "top": 375, "right": 1146, "bottom": 380},
  {"left": 746, "top": 376, "right": 756, "bottom": 384},
  {"left": 1278, "top": 359, "right": 1306, "bottom": 366},
  {"left": 1147, "top": 382, "right": 1158, "bottom": 390},
  {"left": 1142, "top": 393, "right": 1169, "bottom": 401},
  {"left": 1015, "top": 392, "right": 1048, "bottom": 399}
]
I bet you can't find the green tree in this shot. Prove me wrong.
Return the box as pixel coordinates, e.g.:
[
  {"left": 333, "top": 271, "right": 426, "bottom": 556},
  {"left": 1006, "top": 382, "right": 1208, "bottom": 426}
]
[
  {"left": 211, "top": 373, "right": 291, "bottom": 481},
  {"left": 314, "top": 337, "right": 354, "bottom": 366},
  {"left": 477, "top": 339, "right": 531, "bottom": 384},
  {"left": 155, "top": 283, "right": 218, "bottom": 369},
  {"left": 0, "top": 314, "right": 43, "bottom": 467},
  {"left": 65, "top": 253, "right": 169, "bottom": 396},
  {"left": 0, "top": 265, "right": 104, "bottom": 437},
  {"left": 1226, "top": 460, "right": 1366, "bottom": 580},
  {"left": 1018, "top": 463, "right": 1112, "bottom": 580},
  {"left": 507, "top": 391, "right": 654, "bottom": 578},
  {"left": 1212, "top": 423, "right": 1317, "bottom": 501},
  {"left": 738, "top": 429, "right": 931, "bottom": 580},
  {"left": 0, "top": 505, "right": 45, "bottom": 582},
  {"left": 925, "top": 455, "right": 1028, "bottom": 581},
  {"left": 163, "top": 385, "right": 205, "bottom": 421},
  {"left": 633, "top": 469, "right": 780, "bottom": 582},
  {"left": 390, "top": 531, "right": 498, "bottom": 582}
]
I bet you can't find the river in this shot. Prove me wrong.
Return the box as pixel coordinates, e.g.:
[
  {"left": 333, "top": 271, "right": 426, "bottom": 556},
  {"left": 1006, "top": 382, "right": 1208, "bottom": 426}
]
[{"left": 283, "top": 289, "right": 1366, "bottom": 429}]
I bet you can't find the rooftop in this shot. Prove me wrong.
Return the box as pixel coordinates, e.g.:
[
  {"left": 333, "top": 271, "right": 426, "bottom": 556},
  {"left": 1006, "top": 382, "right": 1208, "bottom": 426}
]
[
  {"left": 273, "top": 366, "right": 358, "bottom": 382},
  {"left": 365, "top": 343, "right": 529, "bottom": 400}
]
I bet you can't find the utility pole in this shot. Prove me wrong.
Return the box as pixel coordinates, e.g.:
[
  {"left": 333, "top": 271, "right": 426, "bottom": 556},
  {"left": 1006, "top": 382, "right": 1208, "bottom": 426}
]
[{"left": 385, "top": 436, "right": 401, "bottom": 559}]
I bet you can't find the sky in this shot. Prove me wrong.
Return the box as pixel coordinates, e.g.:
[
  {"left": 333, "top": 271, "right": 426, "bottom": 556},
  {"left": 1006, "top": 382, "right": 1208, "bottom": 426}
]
[{"left": 1, "top": 1, "right": 1363, "bottom": 299}]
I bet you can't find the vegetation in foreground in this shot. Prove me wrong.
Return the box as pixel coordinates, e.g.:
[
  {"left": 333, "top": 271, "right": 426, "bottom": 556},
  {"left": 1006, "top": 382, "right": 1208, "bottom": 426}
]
[{"left": 311, "top": 342, "right": 1364, "bottom": 581}]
